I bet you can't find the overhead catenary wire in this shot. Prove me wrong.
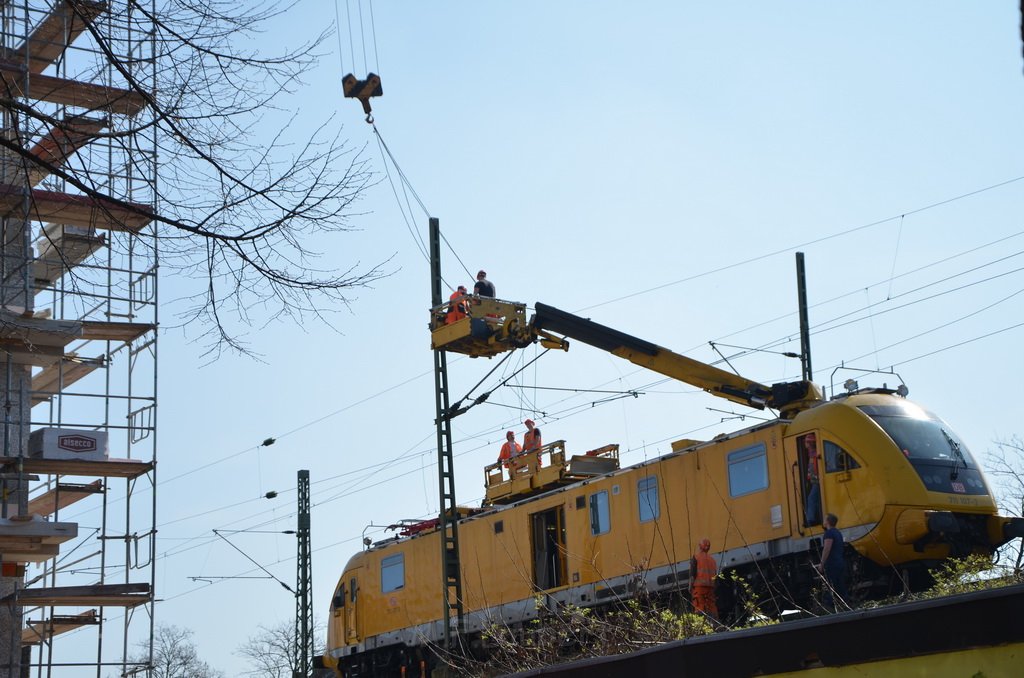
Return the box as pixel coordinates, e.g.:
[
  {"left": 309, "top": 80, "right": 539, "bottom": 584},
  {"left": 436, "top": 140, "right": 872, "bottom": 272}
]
[
  {"left": 577, "top": 174, "right": 1024, "bottom": 313},
  {"left": 371, "top": 124, "right": 476, "bottom": 285}
]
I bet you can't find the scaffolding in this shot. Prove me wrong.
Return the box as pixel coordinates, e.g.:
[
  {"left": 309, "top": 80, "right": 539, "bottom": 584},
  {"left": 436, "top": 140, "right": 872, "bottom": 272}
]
[{"left": 0, "top": 1, "right": 157, "bottom": 676}]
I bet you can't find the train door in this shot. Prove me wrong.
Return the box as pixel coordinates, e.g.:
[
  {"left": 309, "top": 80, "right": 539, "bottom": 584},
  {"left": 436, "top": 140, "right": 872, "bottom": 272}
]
[
  {"left": 344, "top": 568, "right": 362, "bottom": 643},
  {"left": 531, "top": 507, "right": 567, "bottom": 589},
  {"left": 792, "top": 431, "right": 822, "bottom": 529}
]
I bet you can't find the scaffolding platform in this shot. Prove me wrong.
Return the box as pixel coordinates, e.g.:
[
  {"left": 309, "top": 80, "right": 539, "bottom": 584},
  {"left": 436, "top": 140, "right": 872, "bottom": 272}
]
[
  {"left": 27, "top": 117, "right": 107, "bottom": 188},
  {"left": 27, "top": 480, "right": 103, "bottom": 517},
  {"left": 3, "top": 0, "right": 106, "bottom": 75},
  {"left": 31, "top": 355, "right": 102, "bottom": 405},
  {"left": 0, "top": 59, "right": 146, "bottom": 116},
  {"left": 80, "top": 321, "right": 156, "bottom": 343},
  {"left": 22, "top": 610, "right": 99, "bottom": 647},
  {"left": 0, "top": 185, "right": 153, "bottom": 232},
  {"left": 0, "top": 456, "right": 152, "bottom": 479},
  {"left": 5, "top": 583, "right": 151, "bottom": 608}
]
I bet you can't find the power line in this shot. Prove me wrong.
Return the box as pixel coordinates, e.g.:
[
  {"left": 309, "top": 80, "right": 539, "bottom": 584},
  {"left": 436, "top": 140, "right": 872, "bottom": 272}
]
[{"left": 577, "top": 175, "right": 1024, "bottom": 313}]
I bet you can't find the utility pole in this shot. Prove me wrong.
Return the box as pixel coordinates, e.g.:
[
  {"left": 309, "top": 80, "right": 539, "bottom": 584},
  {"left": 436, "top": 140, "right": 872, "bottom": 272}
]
[
  {"left": 796, "top": 252, "right": 813, "bottom": 382},
  {"left": 293, "top": 469, "right": 313, "bottom": 678},
  {"left": 428, "top": 217, "right": 464, "bottom": 651}
]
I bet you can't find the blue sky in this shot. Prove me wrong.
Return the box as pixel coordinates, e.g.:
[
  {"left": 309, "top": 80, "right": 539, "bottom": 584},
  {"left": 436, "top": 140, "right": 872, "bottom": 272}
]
[{"left": 91, "top": 2, "right": 1024, "bottom": 673}]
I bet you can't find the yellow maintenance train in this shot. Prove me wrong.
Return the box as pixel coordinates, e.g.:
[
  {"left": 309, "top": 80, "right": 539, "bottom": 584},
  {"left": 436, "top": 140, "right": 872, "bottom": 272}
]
[{"left": 323, "top": 298, "right": 1024, "bottom": 677}]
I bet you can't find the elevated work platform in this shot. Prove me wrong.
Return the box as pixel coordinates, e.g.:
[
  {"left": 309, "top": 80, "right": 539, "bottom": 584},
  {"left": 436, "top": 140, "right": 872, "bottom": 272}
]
[
  {"left": 430, "top": 296, "right": 566, "bottom": 358},
  {"left": 483, "top": 442, "right": 620, "bottom": 506}
]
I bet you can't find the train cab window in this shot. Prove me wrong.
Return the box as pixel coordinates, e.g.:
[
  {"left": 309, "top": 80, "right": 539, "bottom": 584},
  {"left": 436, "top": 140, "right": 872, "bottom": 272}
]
[
  {"left": 824, "top": 441, "right": 860, "bottom": 473},
  {"left": 381, "top": 553, "right": 404, "bottom": 593},
  {"left": 590, "top": 490, "right": 611, "bottom": 535},
  {"left": 728, "top": 443, "right": 768, "bottom": 497},
  {"left": 333, "top": 583, "right": 345, "bottom": 609},
  {"left": 350, "top": 577, "right": 357, "bottom": 603},
  {"left": 638, "top": 476, "right": 659, "bottom": 522}
]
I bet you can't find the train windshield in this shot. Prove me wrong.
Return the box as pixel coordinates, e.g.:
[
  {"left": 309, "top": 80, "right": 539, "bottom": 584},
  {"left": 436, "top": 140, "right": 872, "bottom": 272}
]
[{"left": 859, "top": 401, "right": 989, "bottom": 496}]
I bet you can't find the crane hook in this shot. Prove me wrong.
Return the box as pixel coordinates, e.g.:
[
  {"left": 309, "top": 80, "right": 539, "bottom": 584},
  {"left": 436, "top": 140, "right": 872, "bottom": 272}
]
[{"left": 342, "top": 73, "right": 383, "bottom": 124}]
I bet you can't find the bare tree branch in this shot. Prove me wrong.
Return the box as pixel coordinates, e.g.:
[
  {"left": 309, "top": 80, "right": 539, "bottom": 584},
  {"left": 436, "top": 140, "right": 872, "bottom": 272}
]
[{"left": 4, "top": 0, "right": 387, "bottom": 356}]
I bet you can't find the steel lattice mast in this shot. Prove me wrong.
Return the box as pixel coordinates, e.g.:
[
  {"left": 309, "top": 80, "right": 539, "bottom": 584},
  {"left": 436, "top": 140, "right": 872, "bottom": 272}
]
[
  {"left": 429, "top": 217, "right": 464, "bottom": 651},
  {"left": 294, "top": 469, "right": 313, "bottom": 677}
]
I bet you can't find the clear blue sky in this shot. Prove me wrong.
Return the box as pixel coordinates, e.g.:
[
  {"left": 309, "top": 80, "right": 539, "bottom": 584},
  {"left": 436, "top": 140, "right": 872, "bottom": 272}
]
[{"left": 87, "top": 3, "right": 1024, "bottom": 673}]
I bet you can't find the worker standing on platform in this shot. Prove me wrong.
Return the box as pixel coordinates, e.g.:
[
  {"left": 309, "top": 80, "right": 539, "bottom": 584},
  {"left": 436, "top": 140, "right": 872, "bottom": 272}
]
[
  {"left": 497, "top": 431, "right": 521, "bottom": 466},
  {"left": 446, "top": 285, "right": 469, "bottom": 325},
  {"left": 690, "top": 538, "right": 718, "bottom": 620},
  {"left": 474, "top": 270, "right": 495, "bottom": 298},
  {"left": 522, "top": 419, "right": 542, "bottom": 453}
]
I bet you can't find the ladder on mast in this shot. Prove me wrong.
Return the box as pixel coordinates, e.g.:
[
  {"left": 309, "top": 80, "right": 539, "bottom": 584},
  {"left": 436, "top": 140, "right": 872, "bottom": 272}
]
[{"left": 429, "top": 217, "right": 464, "bottom": 650}]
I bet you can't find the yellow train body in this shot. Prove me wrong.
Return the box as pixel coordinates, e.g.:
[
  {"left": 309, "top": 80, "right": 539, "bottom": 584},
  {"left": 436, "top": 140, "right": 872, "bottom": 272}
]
[{"left": 324, "top": 391, "right": 1020, "bottom": 676}]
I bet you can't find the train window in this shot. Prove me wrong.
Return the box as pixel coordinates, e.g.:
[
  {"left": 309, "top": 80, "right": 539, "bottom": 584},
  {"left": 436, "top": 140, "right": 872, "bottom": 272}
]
[
  {"left": 824, "top": 441, "right": 860, "bottom": 473},
  {"left": 349, "top": 577, "right": 357, "bottom": 603},
  {"left": 333, "top": 583, "right": 345, "bottom": 609},
  {"left": 590, "top": 490, "right": 610, "bottom": 535},
  {"left": 728, "top": 443, "right": 768, "bottom": 497},
  {"left": 381, "top": 553, "right": 404, "bottom": 593},
  {"left": 638, "top": 476, "right": 659, "bottom": 522}
]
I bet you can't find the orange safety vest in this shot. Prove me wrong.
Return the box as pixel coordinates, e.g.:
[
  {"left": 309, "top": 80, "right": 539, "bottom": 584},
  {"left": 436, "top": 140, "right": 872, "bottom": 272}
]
[
  {"left": 498, "top": 440, "right": 521, "bottom": 462},
  {"left": 807, "top": 451, "right": 819, "bottom": 483},
  {"left": 693, "top": 551, "right": 716, "bottom": 589},
  {"left": 446, "top": 291, "right": 468, "bottom": 324},
  {"left": 523, "top": 428, "right": 541, "bottom": 452}
]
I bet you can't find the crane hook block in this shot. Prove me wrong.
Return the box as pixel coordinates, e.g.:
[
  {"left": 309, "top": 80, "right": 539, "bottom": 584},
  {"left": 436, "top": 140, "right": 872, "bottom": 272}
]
[{"left": 342, "top": 73, "right": 383, "bottom": 123}]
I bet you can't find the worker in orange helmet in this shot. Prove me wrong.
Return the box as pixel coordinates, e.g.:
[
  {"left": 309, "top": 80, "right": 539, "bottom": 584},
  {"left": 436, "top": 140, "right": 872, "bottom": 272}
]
[
  {"left": 445, "top": 285, "right": 469, "bottom": 325},
  {"left": 521, "top": 418, "right": 543, "bottom": 472},
  {"left": 522, "top": 419, "right": 542, "bottom": 453},
  {"left": 689, "top": 537, "right": 719, "bottom": 620},
  {"left": 497, "top": 431, "right": 521, "bottom": 467}
]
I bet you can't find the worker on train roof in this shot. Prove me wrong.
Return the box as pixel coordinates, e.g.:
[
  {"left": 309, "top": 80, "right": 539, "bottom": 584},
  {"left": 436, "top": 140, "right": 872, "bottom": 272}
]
[
  {"left": 523, "top": 419, "right": 542, "bottom": 453},
  {"left": 498, "top": 430, "right": 521, "bottom": 466}
]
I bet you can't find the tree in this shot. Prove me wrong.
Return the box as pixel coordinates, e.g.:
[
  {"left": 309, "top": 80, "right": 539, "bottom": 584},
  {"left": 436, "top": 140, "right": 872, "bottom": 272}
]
[
  {"left": 2, "top": 0, "right": 384, "bottom": 357},
  {"left": 132, "top": 624, "right": 224, "bottom": 678},
  {"left": 986, "top": 436, "right": 1024, "bottom": 575},
  {"left": 236, "top": 618, "right": 326, "bottom": 678}
]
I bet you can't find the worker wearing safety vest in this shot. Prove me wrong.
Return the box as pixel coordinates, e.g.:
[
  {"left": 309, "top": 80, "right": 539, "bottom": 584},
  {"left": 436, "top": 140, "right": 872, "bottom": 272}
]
[
  {"left": 522, "top": 419, "right": 542, "bottom": 453},
  {"left": 497, "top": 431, "right": 521, "bottom": 466},
  {"left": 690, "top": 538, "right": 718, "bottom": 619},
  {"left": 445, "top": 286, "right": 469, "bottom": 325}
]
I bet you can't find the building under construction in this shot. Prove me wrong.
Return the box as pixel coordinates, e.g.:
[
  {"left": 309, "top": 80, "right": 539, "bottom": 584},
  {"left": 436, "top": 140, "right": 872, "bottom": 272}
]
[{"left": 0, "top": 1, "right": 157, "bottom": 675}]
